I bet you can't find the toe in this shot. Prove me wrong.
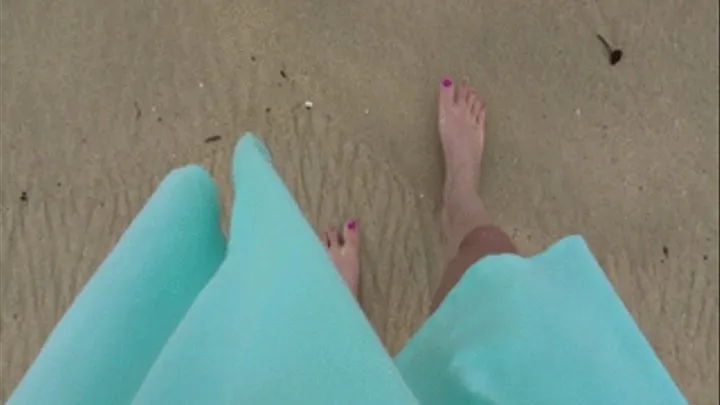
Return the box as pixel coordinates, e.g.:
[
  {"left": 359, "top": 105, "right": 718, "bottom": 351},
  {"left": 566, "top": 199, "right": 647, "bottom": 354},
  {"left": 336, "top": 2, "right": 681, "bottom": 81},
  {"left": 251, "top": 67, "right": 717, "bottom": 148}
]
[
  {"left": 439, "top": 77, "right": 455, "bottom": 111},
  {"left": 466, "top": 89, "right": 477, "bottom": 107},
  {"left": 321, "top": 231, "right": 331, "bottom": 248},
  {"left": 470, "top": 97, "right": 482, "bottom": 116},
  {"left": 475, "top": 100, "right": 487, "bottom": 124},
  {"left": 327, "top": 227, "right": 339, "bottom": 247},
  {"left": 456, "top": 80, "right": 469, "bottom": 104},
  {"left": 341, "top": 218, "right": 359, "bottom": 252}
]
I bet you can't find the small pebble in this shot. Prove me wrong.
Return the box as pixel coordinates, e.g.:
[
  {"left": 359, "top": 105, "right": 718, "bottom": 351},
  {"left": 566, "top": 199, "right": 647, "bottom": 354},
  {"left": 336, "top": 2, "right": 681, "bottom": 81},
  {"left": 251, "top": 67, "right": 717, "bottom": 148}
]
[
  {"left": 304, "top": 101, "right": 313, "bottom": 109},
  {"left": 199, "top": 82, "right": 204, "bottom": 88},
  {"left": 364, "top": 109, "right": 370, "bottom": 115}
]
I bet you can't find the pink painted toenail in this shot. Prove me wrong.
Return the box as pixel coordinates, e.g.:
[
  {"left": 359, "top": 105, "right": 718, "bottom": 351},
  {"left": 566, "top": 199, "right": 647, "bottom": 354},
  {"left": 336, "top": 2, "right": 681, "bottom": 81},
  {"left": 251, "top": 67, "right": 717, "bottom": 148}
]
[
  {"left": 347, "top": 220, "right": 357, "bottom": 230},
  {"left": 442, "top": 78, "right": 453, "bottom": 88}
]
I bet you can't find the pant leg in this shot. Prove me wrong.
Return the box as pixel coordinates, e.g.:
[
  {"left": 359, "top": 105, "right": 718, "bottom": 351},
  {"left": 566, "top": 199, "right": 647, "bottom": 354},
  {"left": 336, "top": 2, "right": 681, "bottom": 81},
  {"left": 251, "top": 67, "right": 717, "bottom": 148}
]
[
  {"left": 398, "top": 235, "right": 687, "bottom": 405},
  {"left": 8, "top": 166, "right": 227, "bottom": 405},
  {"left": 431, "top": 225, "right": 517, "bottom": 313}
]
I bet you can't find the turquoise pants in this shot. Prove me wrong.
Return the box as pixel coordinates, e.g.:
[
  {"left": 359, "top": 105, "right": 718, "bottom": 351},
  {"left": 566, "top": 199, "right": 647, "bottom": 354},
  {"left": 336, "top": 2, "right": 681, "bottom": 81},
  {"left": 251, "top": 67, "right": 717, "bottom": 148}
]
[{"left": 8, "top": 134, "right": 686, "bottom": 405}]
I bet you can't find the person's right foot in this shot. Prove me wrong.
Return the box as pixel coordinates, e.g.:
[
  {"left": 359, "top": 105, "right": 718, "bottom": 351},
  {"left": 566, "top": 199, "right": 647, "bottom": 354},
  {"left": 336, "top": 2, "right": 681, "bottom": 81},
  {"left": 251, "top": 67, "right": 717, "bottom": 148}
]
[
  {"left": 438, "top": 77, "right": 491, "bottom": 257},
  {"left": 438, "top": 77, "right": 486, "bottom": 187}
]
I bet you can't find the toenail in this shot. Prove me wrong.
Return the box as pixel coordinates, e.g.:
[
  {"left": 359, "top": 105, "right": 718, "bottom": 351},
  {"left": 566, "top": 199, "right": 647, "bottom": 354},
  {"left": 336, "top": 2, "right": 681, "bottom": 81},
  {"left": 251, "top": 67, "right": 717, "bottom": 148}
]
[
  {"left": 442, "top": 78, "right": 453, "bottom": 88},
  {"left": 347, "top": 219, "right": 357, "bottom": 230}
]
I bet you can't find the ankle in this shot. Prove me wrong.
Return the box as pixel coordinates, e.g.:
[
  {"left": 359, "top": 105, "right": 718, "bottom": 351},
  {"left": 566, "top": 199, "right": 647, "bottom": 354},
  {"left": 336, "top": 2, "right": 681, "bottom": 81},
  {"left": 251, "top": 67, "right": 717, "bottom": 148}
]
[
  {"left": 442, "top": 194, "right": 490, "bottom": 228},
  {"left": 441, "top": 192, "right": 492, "bottom": 256}
]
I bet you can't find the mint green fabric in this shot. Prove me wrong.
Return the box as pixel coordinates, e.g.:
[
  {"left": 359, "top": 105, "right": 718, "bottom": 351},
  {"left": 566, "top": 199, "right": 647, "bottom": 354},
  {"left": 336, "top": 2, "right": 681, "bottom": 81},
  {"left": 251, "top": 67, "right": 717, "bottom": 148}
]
[
  {"left": 129, "top": 135, "right": 418, "bottom": 405},
  {"left": 394, "top": 237, "right": 687, "bottom": 405},
  {"left": 8, "top": 133, "right": 686, "bottom": 405},
  {"left": 8, "top": 166, "right": 227, "bottom": 405}
]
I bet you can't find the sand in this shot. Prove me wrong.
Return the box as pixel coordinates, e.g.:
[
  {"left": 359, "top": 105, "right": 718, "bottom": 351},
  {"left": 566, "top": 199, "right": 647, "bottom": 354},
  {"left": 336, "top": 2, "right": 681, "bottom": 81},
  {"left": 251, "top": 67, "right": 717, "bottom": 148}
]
[{"left": 1, "top": 0, "right": 718, "bottom": 402}]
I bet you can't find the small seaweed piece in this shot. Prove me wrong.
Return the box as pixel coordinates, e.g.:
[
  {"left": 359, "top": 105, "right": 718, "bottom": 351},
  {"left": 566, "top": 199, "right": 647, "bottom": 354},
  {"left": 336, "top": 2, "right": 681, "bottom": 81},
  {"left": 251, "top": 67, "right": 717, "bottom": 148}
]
[{"left": 597, "top": 35, "right": 623, "bottom": 66}]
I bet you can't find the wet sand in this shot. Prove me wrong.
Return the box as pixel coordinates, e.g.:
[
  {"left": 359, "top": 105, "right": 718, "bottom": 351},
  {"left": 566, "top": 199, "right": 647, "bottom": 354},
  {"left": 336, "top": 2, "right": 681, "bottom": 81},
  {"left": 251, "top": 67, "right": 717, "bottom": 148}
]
[{"left": 1, "top": 0, "right": 718, "bottom": 402}]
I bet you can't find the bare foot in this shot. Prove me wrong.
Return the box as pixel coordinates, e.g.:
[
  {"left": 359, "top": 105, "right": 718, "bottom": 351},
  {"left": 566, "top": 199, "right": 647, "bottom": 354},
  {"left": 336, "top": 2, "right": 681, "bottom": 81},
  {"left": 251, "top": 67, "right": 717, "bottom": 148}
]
[
  {"left": 322, "top": 219, "right": 360, "bottom": 298},
  {"left": 438, "top": 77, "right": 492, "bottom": 258}
]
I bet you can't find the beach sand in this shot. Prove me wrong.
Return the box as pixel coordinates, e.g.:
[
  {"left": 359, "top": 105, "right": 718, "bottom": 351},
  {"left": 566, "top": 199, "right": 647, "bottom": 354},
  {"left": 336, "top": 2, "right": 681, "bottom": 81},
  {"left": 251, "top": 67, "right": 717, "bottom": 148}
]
[{"left": 1, "top": 0, "right": 718, "bottom": 402}]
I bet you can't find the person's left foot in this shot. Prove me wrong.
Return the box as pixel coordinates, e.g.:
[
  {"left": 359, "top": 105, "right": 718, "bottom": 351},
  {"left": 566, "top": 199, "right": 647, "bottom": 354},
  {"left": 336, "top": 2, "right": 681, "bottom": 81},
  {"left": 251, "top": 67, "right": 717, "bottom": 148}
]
[{"left": 322, "top": 219, "right": 360, "bottom": 298}]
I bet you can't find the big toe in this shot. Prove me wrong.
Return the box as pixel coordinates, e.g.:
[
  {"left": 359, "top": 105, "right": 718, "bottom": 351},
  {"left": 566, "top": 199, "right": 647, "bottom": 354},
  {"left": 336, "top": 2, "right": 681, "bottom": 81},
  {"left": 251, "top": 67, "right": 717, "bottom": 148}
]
[
  {"left": 339, "top": 219, "right": 360, "bottom": 295},
  {"left": 439, "top": 76, "right": 455, "bottom": 111},
  {"left": 341, "top": 218, "right": 359, "bottom": 252}
]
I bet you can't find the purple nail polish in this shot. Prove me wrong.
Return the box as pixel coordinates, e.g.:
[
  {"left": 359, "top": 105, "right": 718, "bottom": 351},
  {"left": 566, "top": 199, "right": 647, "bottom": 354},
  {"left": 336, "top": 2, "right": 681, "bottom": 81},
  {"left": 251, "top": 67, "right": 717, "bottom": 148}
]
[
  {"left": 442, "top": 78, "right": 453, "bottom": 88},
  {"left": 347, "top": 220, "right": 357, "bottom": 230}
]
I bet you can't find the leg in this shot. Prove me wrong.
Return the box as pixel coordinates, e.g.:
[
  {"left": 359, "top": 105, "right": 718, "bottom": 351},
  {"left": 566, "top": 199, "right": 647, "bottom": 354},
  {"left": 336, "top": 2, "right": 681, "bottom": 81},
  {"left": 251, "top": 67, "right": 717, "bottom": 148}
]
[
  {"left": 430, "top": 77, "right": 517, "bottom": 313},
  {"left": 322, "top": 218, "right": 361, "bottom": 299}
]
